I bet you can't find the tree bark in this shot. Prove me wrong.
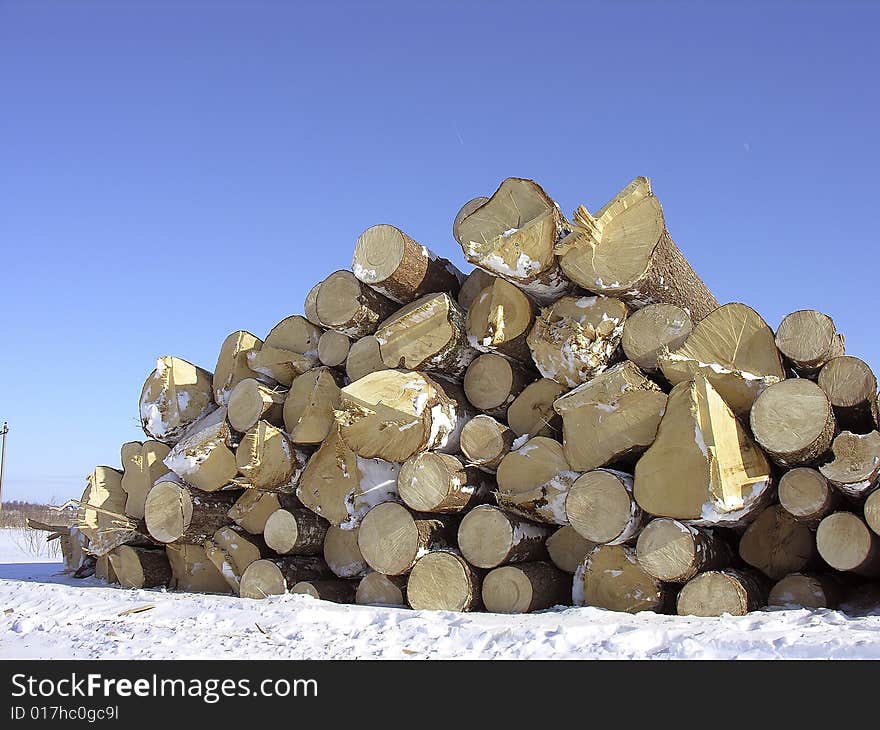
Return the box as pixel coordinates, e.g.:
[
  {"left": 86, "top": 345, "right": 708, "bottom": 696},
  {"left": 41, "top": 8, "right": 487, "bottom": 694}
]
[
  {"left": 635, "top": 518, "right": 732, "bottom": 583},
  {"left": 407, "top": 550, "right": 484, "bottom": 611},
  {"left": 482, "top": 561, "right": 569, "bottom": 613},
  {"left": 457, "top": 505, "right": 553, "bottom": 569}
]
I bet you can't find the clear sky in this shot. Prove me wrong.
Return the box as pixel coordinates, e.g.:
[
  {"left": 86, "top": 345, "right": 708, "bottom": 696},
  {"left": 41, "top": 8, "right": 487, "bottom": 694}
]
[{"left": 1, "top": 1, "right": 878, "bottom": 504}]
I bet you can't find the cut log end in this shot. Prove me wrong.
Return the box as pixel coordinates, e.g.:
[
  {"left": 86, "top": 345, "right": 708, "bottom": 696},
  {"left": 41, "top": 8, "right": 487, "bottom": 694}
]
[
  {"left": 818, "top": 356, "right": 879, "bottom": 433},
  {"left": 775, "top": 310, "right": 845, "bottom": 377},
  {"left": 573, "top": 544, "right": 666, "bottom": 614},
  {"left": 677, "top": 570, "right": 768, "bottom": 617},
  {"left": 507, "top": 378, "right": 565, "bottom": 439},
  {"left": 621, "top": 303, "right": 692, "bottom": 372},
  {"left": 816, "top": 512, "right": 880, "bottom": 576},
  {"left": 635, "top": 518, "right": 731, "bottom": 583},
  {"left": 457, "top": 505, "right": 552, "bottom": 569},
  {"left": 482, "top": 562, "right": 568, "bottom": 614},
  {"left": 356, "top": 572, "right": 407, "bottom": 606},
  {"left": 738, "top": 505, "right": 817, "bottom": 580},
  {"left": 407, "top": 551, "right": 483, "bottom": 612},
  {"left": 768, "top": 573, "right": 842, "bottom": 610},
  {"left": 357, "top": 502, "right": 451, "bottom": 576},
  {"left": 778, "top": 468, "right": 838, "bottom": 524},
  {"left": 317, "top": 330, "right": 351, "bottom": 368},
  {"left": 459, "top": 415, "right": 515, "bottom": 472},
  {"left": 546, "top": 525, "right": 596, "bottom": 574},
  {"left": 565, "top": 470, "right": 642, "bottom": 545}
]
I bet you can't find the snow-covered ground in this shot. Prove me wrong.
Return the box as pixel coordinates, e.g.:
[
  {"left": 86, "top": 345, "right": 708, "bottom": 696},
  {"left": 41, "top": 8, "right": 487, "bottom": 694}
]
[{"left": 1, "top": 528, "right": 879, "bottom": 659}]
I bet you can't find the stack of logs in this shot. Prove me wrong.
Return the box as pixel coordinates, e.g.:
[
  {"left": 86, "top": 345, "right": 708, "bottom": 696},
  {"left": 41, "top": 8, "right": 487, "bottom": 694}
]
[{"left": 42, "top": 176, "right": 880, "bottom": 618}]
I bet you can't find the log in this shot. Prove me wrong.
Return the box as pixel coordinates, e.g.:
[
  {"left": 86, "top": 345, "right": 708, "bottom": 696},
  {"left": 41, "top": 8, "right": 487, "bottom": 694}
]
[
  {"left": 317, "top": 330, "right": 351, "bottom": 368},
  {"left": 750, "top": 378, "right": 837, "bottom": 467},
  {"left": 235, "top": 421, "right": 306, "bottom": 490},
  {"left": 263, "top": 508, "right": 329, "bottom": 556},
  {"left": 738, "top": 505, "right": 817, "bottom": 580},
  {"left": 865, "top": 490, "right": 880, "bottom": 537},
  {"left": 495, "top": 436, "right": 579, "bottom": 525},
  {"left": 356, "top": 572, "right": 408, "bottom": 607},
  {"left": 375, "top": 292, "right": 477, "bottom": 378},
  {"left": 398, "top": 452, "right": 491, "bottom": 514},
  {"left": 315, "top": 270, "right": 397, "bottom": 338},
  {"left": 304, "top": 282, "right": 324, "bottom": 326},
  {"left": 265, "top": 315, "right": 323, "bottom": 358},
  {"left": 283, "top": 367, "right": 343, "bottom": 445},
  {"left": 635, "top": 518, "right": 732, "bottom": 583},
  {"left": 819, "top": 431, "right": 880, "bottom": 499},
  {"left": 95, "top": 555, "right": 117, "bottom": 584},
  {"left": 120, "top": 440, "right": 170, "bottom": 519},
  {"left": 634, "top": 375, "right": 773, "bottom": 526},
  {"left": 353, "top": 224, "right": 462, "bottom": 303},
  {"left": 291, "top": 579, "right": 357, "bottom": 603},
  {"left": 297, "top": 429, "right": 400, "bottom": 528},
  {"left": 239, "top": 557, "right": 333, "bottom": 599},
  {"left": 775, "top": 310, "right": 846, "bottom": 378},
  {"left": 345, "top": 336, "right": 385, "bottom": 382},
  {"left": 556, "top": 176, "right": 718, "bottom": 320},
  {"left": 77, "top": 466, "right": 139, "bottom": 557},
  {"left": 482, "top": 561, "right": 569, "bottom": 614},
  {"left": 165, "top": 543, "right": 232, "bottom": 594},
  {"left": 658, "top": 303, "right": 786, "bottom": 417},
  {"left": 507, "top": 378, "right": 565, "bottom": 439},
  {"left": 778, "top": 468, "right": 839, "bottom": 525},
  {"left": 463, "top": 353, "right": 534, "bottom": 419},
  {"left": 246, "top": 346, "right": 317, "bottom": 388},
  {"left": 676, "top": 569, "right": 769, "bottom": 617},
  {"left": 456, "top": 268, "right": 494, "bottom": 311},
  {"left": 213, "top": 330, "right": 266, "bottom": 405},
  {"left": 357, "top": 502, "right": 455, "bottom": 576},
  {"left": 768, "top": 572, "right": 844, "bottom": 610},
  {"left": 818, "top": 356, "right": 880, "bottom": 433},
  {"left": 465, "top": 277, "right": 537, "bottom": 363},
  {"left": 323, "top": 525, "right": 370, "bottom": 579},
  {"left": 336, "top": 370, "right": 470, "bottom": 462},
  {"left": 453, "top": 196, "right": 489, "bottom": 246},
  {"left": 527, "top": 295, "right": 628, "bottom": 388},
  {"left": 109, "top": 546, "right": 171, "bottom": 589},
  {"left": 143, "top": 477, "right": 237, "bottom": 544},
  {"left": 204, "top": 526, "right": 270, "bottom": 594},
  {"left": 573, "top": 544, "right": 667, "bottom": 614},
  {"left": 227, "top": 490, "right": 301, "bottom": 534},
  {"left": 163, "top": 408, "right": 238, "bottom": 493},
  {"left": 553, "top": 361, "right": 667, "bottom": 472},
  {"left": 459, "top": 415, "right": 516, "bottom": 473},
  {"left": 816, "top": 512, "right": 880, "bottom": 576},
  {"left": 565, "top": 470, "right": 645, "bottom": 545},
  {"left": 407, "top": 551, "right": 484, "bottom": 611},
  {"left": 456, "top": 178, "right": 573, "bottom": 304},
  {"left": 546, "top": 525, "right": 596, "bottom": 574},
  {"left": 457, "top": 505, "right": 553, "bottom": 569},
  {"left": 227, "top": 379, "right": 286, "bottom": 432},
  {"left": 621, "top": 303, "right": 692, "bottom": 373},
  {"left": 139, "top": 356, "right": 216, "bottom": 444}
]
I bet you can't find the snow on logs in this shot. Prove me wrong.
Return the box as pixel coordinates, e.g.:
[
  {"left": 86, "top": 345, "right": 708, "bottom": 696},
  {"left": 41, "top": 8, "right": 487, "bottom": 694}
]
[{"left": 139, "top": 356, "right": 216, "bottom": 444}]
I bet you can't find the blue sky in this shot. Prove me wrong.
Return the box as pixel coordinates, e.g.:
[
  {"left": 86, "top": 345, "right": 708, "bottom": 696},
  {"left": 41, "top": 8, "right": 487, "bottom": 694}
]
[{"left": 1, "top": 1, "right": 878, "bottom": 503}]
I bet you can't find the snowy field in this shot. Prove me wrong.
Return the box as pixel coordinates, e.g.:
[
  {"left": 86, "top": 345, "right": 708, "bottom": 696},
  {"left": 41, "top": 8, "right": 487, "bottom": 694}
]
[{"left": 1, "top": 528, "right": 879, "bottom": 659}]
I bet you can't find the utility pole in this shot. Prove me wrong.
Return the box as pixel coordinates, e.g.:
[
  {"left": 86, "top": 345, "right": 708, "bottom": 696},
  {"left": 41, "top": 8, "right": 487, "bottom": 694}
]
[{"left": 0, "top": 422, "right": 8, "bottom": 512}]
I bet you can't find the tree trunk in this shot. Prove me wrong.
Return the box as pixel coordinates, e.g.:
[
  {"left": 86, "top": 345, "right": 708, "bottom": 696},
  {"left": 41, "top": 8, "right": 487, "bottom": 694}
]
[
  {"left": 463, "top": 353, "right": 534, "bottom": 419},
  {"left": 109, "top": 546, "right": 172, "bottom": 589},
  {"left": 816, "top": 512, "right": 880, "bottom": 576},
  {"left": 139, "top": 356, "right": 216, "bottom": 444},
  {"left": 768, "top": 572, "right": 845, "bottom": 610},
  {"left": 565, "top": 469, "right": 645, "bottom": 545},
  {"left": 357, "top": 503, "right": 455, "bottom": 576},
  {"left": 818, "top": 356, "right": 880, "bottom": 433},
  {"left": 633, "top": 375, "right": 773, "bottom": 526},
  {"left": 465, "top": 277, "right": 537, "bottom": 363},
  {"left": 263, "top": 314, "right": 322, "bottom": 360},
  {"left": 317, "top": 330, "right": 350, "bottom": 368},
  {"left": 775, "top": 309, "right": 846, "bottom": 378},
  {"left": 527, "top": 295, "right": 628, "bottom": 388},
  {"left": 291, "top": 579, "right": 357, "bottom": 603},
  {"left": 495, "top": 436, "right": 579, "bottom": 525},
  {"left": 573, "top": 544, "right": 668, "bottom": 614},
  {"left": 263, "top": 508, "right": 330, "bottom": 556},
  {"left": 336, "top": 370, "right": 471, "bottom": 462},
  {"left": 143, "top": 478, "right": 237, "bottom": 544},
  {"left": 635, "top": 518, "right": 732, "bottom": 583},
  {"left": 323, "top": 525, "right": 370, "bottom": 579},
  {"left": 375, "top": 292, "right": 477, "bottom": 378},
  {"left": 459, "top": 415, "right": 516, "bottom": 473},
  {"left": 213, "top": 330, "right": 267, "bottom": 405},
  {"left": 507, "top": 378, "right": 565, "bottom": 439},
  {"left": 553, "top": 360, "right": 667, "bottom": 472},
  {"left": 456, "top": 177, "right": 573, "bottom": 305},
  {"left": 738, "top": 505, "right": 818, "bottom": 580},
  {"left": 456, "top": 267, "right": 494, "bottom": 311},
  {"left": 345, "top": 335, "right": 385, "bottom": 382},
  {"left": 356, "top": 572, "right": 407, "bottom": 607},
  {"left": 398, "top": 452, "right": 492, "bottom": 514},
  {"left": 315, "top": 270, "right": 397, "bottom": 338},
  {"left": 165, "top": 543, "right": 232, "bottom": 594},
  {"left": 304, "top": 282, "right": 324, "bottom": 327},
  {"left": 235, "top": 421, "right": 306, "bottom": 491},
  {"left": 482, "top": 561, "right": 569, "bottom": 613},
  {"left": 203, "top": 525, "right": 271, "bottom": 594},
  {"left": 457, "top": 505, "right": 553, "bottom": 569},
  {"left": 750, "top": 378, "right": 837, "bottom": 467},
  {"left": 865, "top": 490, "right": 880, "bottom": 537},
  {"left": 658, "top": 303, "right": 786, "bottom": 417},
  {"left": 778, "top": 468, "right": 840, "bottom": 526},
  {"left": 677, "top": 569, "right": 769, "bottom": 616},
  {"left": 163, "top": 408, "right": 238, "bottom": 493},
  {"left": 239, "top": 557, "right": 333, "bottom": 599},
  {"left": 120, "top": 440, "right": 170, "bottom": 519},
  {"left": 556, "top": 176, "right": 718, "bottom": 321},
  {"left": 227, "top": 379, "right": 286, "bottom": 432},
  {"left": 546, "top": 525, "right": 596, "bottom": 574},
  {"left": 296, "top": 429, "right": 401, "bottom": 528},
  {"left": 819, "top": 431, "right": 880, "bottom": 499},
  {"left": 227, "top": 490, "right": 301, "bottom": 534},
  {"left": 621, "top": 303, "right": 692, "bottom": 373},
  {"left": 353, "top": 224, "right": 463, "bottom": 303},
  {"left": 407, "top": 550, "right": 484, "bottom": 611},
  {"left": 283, "top": 367, "right": 343, "bottom": 445}
]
